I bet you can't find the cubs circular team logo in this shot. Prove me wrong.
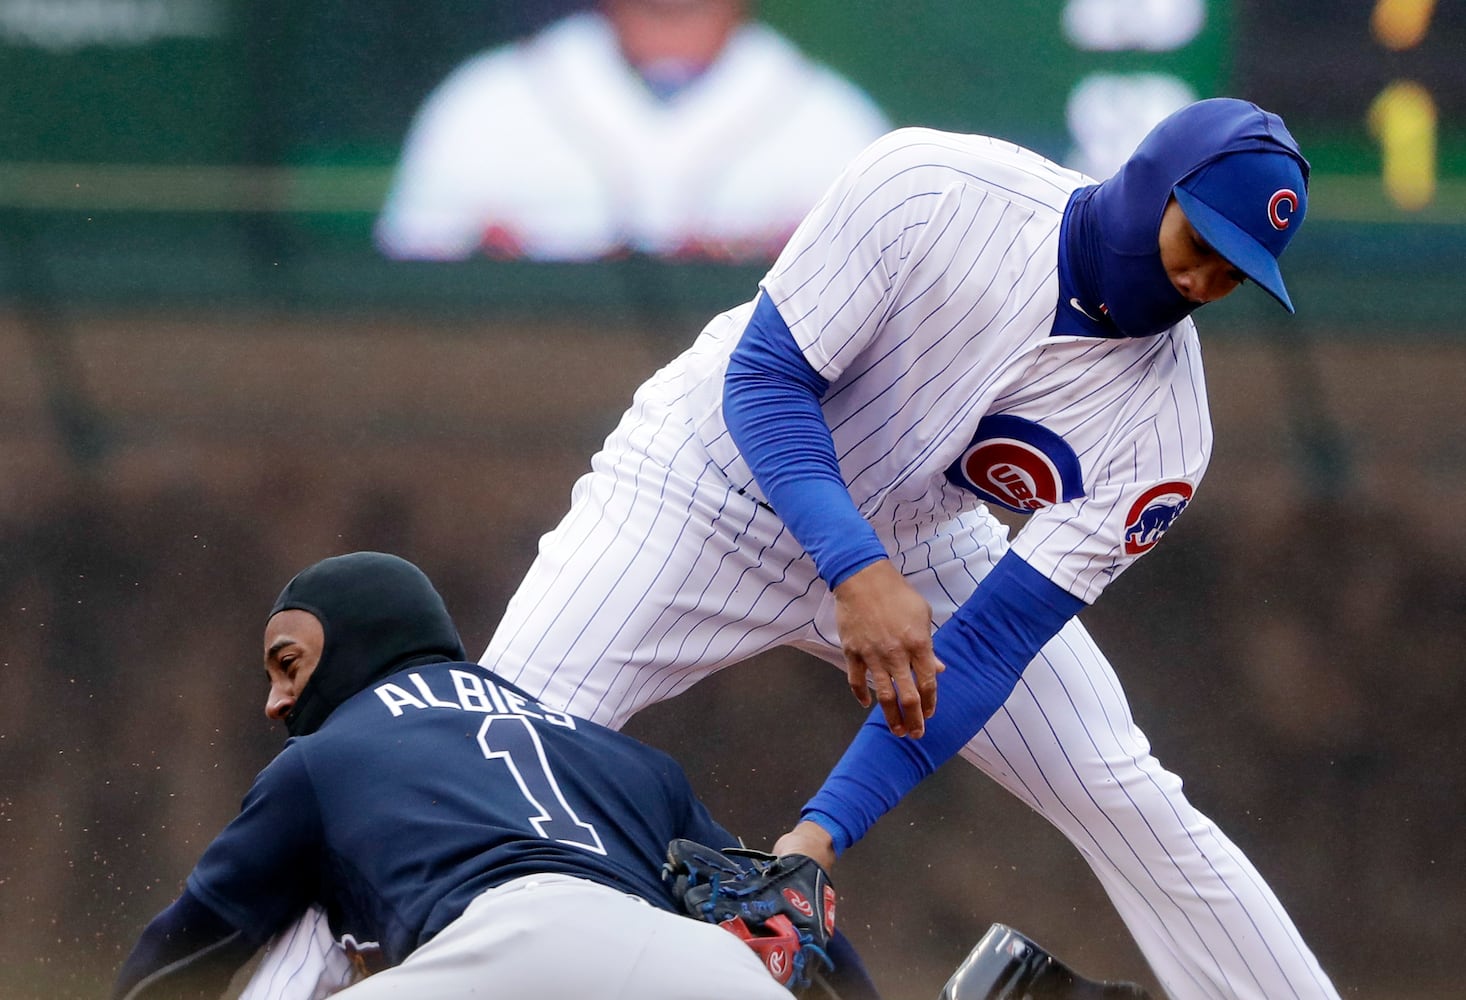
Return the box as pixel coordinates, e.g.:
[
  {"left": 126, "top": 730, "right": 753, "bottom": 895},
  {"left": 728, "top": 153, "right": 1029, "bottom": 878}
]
[
  {"left": 1122, "top": 481, "right": 1195, "bottom": 555},
  {"left": 957, "top": 440, "right": 1063, "bottom": 512},
  {"left": 944, "top": 414, "right": 1084, "bottom": 515},
  {"left": 1268, "top": 189, "right": 1298, "bottom": 230}
]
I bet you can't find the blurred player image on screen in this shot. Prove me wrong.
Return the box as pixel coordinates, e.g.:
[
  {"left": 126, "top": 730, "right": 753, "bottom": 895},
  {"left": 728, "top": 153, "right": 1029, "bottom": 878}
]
[
  {"left": 374, "top": 0, "right": 891, "bottom": 263},
  {"left": 475, "top": 98, "right": 1341, "bottom": 1000}
]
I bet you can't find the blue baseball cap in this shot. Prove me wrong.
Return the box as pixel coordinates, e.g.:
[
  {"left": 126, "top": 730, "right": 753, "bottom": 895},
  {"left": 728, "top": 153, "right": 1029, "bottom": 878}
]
[{"left": 1173, "top": 148, "right": 1308, "bottom": 313}]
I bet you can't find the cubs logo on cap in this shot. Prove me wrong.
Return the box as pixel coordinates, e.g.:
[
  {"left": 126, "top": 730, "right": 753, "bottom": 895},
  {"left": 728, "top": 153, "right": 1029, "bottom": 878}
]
[
  {"left": 1173, "top": 146, "right": 1309, "bottom": 313},
  {"left": 1267, "top": 188, "right": 1299, "bottom": 230}
]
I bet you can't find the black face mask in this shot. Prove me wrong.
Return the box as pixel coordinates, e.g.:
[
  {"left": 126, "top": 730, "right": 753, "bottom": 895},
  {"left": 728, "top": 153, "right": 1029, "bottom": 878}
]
[{"left": 268, "top": 552, "right": 467, "bottom": 738}]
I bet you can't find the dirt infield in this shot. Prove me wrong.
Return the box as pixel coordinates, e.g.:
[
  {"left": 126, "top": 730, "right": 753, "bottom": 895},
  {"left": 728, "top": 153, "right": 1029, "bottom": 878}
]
[{"left": 2, "top": 310, "right": 1461, "bottom": 999}]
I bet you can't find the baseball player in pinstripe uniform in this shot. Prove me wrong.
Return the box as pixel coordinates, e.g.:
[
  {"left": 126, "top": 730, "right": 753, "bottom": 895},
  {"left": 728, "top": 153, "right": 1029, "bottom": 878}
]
[
  {"left": 471, "top": 98, "right": 1340, "bottom": 1000},
  {"left": 112, "top": 553, "right": 879, "bottom": 1000}
]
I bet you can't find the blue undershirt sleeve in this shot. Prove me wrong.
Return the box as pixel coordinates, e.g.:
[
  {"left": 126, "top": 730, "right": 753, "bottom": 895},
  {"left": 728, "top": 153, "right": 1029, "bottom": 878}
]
[
  {"left": 723, "top": 293, "right": 888, "bottom": 589},
  {"left": 800, "top": 551, "right": 1086, "bottom": 853}
]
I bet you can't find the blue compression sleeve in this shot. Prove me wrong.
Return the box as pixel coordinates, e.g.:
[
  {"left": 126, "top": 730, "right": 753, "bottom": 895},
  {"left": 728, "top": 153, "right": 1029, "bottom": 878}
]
[
  {"left": 112, "top": 886, "right": 257, "bottom": 1000},
  {"left": 801, "top": 552, "right": 1086, "bottom": 853},
  {"left": 724, "top": 293, "right": 887, "bottom": 588}
]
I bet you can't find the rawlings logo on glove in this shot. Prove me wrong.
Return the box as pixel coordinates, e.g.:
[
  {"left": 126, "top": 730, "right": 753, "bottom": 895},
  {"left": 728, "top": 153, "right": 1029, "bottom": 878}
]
[{"left": 663, "top": 839, "right": 836, "bottom": 993}]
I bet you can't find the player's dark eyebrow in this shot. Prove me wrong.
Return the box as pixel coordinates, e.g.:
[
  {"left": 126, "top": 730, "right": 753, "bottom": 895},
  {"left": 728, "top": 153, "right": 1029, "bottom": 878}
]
[{"left": 267, "top": 636, "right": 297, "bottom": 661}]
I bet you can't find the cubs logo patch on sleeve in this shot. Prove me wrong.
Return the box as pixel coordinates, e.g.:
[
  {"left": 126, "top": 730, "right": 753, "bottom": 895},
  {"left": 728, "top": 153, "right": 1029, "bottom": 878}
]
[
  {"left": 1122, "top": 481, "right": 1195, "bottom": 555},
  {"left": 944, "top": 414, "right": 1085, "bottom": 514}
]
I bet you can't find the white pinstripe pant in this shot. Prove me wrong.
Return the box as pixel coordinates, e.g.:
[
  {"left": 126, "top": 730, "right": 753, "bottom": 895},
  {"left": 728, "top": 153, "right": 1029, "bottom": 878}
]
[
  {"left": 243, "top": 385, "right": 1339, "bottom": 1000},
  {"left": 476, "top": 388, "right": 1340, "bottom": 1000}
]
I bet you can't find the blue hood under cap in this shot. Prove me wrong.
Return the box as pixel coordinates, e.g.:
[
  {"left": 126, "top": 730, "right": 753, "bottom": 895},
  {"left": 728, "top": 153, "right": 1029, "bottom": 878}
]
[{"left": 1058, "top": 98, "right": 1310, "bottom": 339}]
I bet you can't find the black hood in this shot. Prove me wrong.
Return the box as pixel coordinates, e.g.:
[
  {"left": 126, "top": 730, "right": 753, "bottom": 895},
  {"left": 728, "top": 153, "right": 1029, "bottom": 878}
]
[{"left": 269, "top": 551, "right": 467, "bottom": 737}]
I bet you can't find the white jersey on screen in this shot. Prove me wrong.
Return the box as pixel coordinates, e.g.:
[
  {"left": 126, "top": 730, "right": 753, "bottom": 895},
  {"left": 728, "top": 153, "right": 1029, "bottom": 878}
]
[{"left": 375, "top": 11, "right": 890, "bottom": 262}]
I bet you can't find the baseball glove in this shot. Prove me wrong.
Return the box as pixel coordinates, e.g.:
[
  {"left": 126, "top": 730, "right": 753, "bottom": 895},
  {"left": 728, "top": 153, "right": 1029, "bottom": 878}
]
[{"left": 663, "top": 838, "right": 837, "bottom": 992}]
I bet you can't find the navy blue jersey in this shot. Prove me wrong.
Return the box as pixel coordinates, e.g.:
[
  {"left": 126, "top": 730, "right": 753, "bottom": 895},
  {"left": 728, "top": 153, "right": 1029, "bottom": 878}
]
[{"left": 185, "top": 662, "right": 735, "bottom": 965}]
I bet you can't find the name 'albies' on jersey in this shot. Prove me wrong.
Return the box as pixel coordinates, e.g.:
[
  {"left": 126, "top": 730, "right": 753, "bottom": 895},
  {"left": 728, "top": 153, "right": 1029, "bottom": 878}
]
[{"left": 184, "top": 663, "right": 735, "bottom": 966}]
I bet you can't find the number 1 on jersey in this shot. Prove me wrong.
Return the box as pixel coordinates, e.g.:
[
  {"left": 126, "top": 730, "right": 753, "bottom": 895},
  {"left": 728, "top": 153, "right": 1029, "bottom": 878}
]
[{"left": 476, "top": 715, "right": 608, "bottom": 855}]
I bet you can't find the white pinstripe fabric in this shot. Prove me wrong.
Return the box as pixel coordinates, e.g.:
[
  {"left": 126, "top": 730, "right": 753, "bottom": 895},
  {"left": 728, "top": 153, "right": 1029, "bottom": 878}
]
[
  {"left": 692, "top": 129, "right": 1212, "bottom": 602},
  {"left": 477, "top": 128, "right": 1339, "bottom": 1000},
  {"left": 482, "top": 410, "right": 1336, "bottom": 999},
  {"left": 238, "top": 904, "right": 355, "bottom": 1000}
]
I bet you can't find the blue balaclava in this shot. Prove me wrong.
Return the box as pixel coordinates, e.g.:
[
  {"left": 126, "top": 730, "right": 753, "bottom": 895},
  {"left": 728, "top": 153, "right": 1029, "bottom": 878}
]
[
  {"left": 268, "top": 552, "right": 467, "bottom": 738},
  {"left": 1058, "top": 98, "right": 1310, "bottom": 339}
]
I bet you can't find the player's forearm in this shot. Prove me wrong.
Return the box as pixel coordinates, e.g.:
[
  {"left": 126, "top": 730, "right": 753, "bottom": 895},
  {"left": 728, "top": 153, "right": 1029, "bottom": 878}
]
[
  {"left": 723, "top": 293, "right": 887, "bottom": 587},
  {"left": 801, "top": 552, "right": 1085, "bottom": 851},
  {"left": 113, "top": 888, "right": 256, "bottom": 1000}
]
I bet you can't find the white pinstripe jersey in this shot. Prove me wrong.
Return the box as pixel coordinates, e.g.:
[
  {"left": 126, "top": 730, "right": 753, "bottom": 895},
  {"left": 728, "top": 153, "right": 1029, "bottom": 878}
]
[{"left": 684, "top": 127, "right": 1213, "bottom": 603}]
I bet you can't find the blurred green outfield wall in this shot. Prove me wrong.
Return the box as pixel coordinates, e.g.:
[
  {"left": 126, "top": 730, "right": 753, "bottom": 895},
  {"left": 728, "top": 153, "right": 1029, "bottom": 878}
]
[{"left": 1, "top": 0, "right": 1464, "bottom": 331}]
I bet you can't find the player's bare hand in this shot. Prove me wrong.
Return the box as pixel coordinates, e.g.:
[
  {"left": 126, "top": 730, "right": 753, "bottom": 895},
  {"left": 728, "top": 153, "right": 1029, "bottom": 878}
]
[
  {"left": 772, "top": 820, "right": 837, "bottom": 871},
  {"left": 833, "top": 559, "right": 944, "bottom": 738}
]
